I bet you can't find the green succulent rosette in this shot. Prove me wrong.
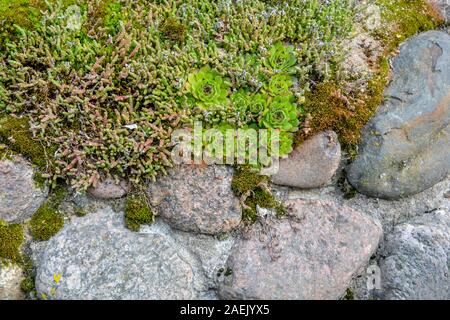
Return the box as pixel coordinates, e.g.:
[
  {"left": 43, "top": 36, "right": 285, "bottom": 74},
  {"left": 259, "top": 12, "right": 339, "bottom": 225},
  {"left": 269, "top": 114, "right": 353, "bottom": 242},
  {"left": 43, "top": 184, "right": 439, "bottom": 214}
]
[
  {"left": 231, "top": 89, "right": 249, "bottom": 120},
  {"left": 187, "top": 66, "right": 230, "bottom": 109},
  {"left": 266, "top": 73, "right": 293, "bottom": 96},
  {"left": 264, "top": 42, "right": 297, "bottom": 73},
  {"left": 267, "top": 129, "right": 294, "bottom": 157},
  {"left": 261, "top": 96, "right": 299, "bottom": 132},
  {"left": 248, "top": 93, "right": 268, "bottom": 117}
]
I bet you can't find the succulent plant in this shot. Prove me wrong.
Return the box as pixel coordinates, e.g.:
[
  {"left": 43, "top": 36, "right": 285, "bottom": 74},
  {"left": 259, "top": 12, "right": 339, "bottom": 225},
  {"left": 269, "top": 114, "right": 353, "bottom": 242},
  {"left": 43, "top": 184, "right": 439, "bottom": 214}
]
[
  {"left": 231, "top": 89, "right": 249, "bottom": 116},
  {"left": 261, "top": 96, "right": 299, "bottom": 132},
  {"left": 187, "top": 67, "right": 230, "bottom": 109},
  {"left": 248, "top": 93, "right": 268, "bottom": 117},
  {"left": 266, "top": 73, "right": 294, "bottom": 96},
  {"left": 0, "top": 0, "right": 355, "bottom": 190},
  {"left": 264, "top": 42, "right": 297, "bottom": 73},
  {"left": 266, "top": 129, "right": 294, "bottom": 157}
]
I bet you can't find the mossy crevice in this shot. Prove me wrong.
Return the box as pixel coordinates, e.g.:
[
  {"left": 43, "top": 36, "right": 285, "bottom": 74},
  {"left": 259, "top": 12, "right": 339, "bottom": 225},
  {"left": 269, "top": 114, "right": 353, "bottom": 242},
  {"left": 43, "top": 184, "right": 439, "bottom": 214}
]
[
  {"left": 29, "top": 185, "right": 68, "bottom": 241},
  {"left": 0, "top": 115, "right": 54, "bottom": 169},
  {"left": 0, "top": 220, "right": 24, "bottom": 263},
  {"left": 124, "top": 194, "right": 154, "bottom": 232},
  {"left": 231, "top": 166, "right": 284, "bottom": 223}
]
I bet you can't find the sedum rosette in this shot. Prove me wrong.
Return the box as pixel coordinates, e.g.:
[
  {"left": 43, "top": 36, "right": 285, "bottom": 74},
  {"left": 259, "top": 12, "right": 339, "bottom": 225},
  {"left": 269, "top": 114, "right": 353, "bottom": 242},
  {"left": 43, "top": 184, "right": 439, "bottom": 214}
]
[
  {"left": 261, "top": 96, "right": 299, "bottom": 132},
  {"left": 264, "top": 42, "right": 297, "bottom": 73},
  {"left": 187, "top": 67, "right": 230, "bottom": 108}
]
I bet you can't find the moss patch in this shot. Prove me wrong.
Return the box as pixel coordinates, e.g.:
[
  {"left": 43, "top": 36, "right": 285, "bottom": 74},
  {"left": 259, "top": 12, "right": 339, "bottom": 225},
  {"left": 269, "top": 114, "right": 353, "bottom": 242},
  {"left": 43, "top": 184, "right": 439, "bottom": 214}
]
[
  {"left": 344, "top": 288, "right": 355, "bottom": 300},
  {"left": 0, "top": 220, "right": 24, "bottom": 263},
  {"left": 374, "top": 0, "right": 443, "bottom": 52},
  {"left": 30, "top": 202, "right": 64, "bottom": 242},
  {"left": 161, "top": 16, "right": 187, "bottom": 43},
  {"left": 0, "top": 116, "right": 52, "bottom": 168},
  {"left": 29, "top": 184, "right": 68, "bottom": 241},
  {"left": 0, "top": 0, "right": 44, "bottom": 49},
  {"left": 231, "top": 166, "right": 284, "bottom": 223},
  {"left": 299, "top": 55, "right": 390, "bottom": 155},
  {"left": 124, "top": 194, "right": 154, "bottom": 232},
  {"left": 20, "top": 254, "right": 37, "bottom": 296}
]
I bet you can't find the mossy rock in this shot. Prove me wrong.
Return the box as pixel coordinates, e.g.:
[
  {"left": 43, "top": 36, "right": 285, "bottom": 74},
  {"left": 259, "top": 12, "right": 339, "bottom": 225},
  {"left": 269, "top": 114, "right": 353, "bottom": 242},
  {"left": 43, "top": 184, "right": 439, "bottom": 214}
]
[
  {"left": 124, "top": 194, "right": 154, "bottom": 232},
  {"left": 30, "top": 203, "right": 64, "bottom": 241},
  {"left": 231, "top": 167, "right": 284, "bottom": 223},
  {"left": 0, "top": 220, "right": 24, "bottom": 263}
]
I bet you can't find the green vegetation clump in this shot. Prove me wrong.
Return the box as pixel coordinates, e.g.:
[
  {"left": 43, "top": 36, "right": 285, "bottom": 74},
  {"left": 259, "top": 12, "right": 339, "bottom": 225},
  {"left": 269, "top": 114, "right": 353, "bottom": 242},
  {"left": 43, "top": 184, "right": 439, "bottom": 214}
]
[
  {"left": 30, "top": 203, "right": 64, "bottom": 241},
  {"left": 231, "top": 167, "right": 284, "bottom": 222},
  {"left": 0, "top": 220, "right": 24, "bottom": 263},
  {"left": 124, "top": 194, "right": 154, "bottom": 231},
  {"left": 374, "top": 0, "right": 443, "bottom": 51},
  {"left": 0, "top": 0, "right": 355, "bottom": 191},
  {"left": 300, "top": 57, "right": 389, "bottom": 152},
  {"left": 0, "top": 116, "right": 50, "bottom": 168},
  {"left": 161, "top": 16, "right": 187, "bottom": 43},
  {"left": 20, "top": 255, "right": 37, "bottom": 296},
  {"left": 29, "top": 184, "right": 68, "bottom": 241}
]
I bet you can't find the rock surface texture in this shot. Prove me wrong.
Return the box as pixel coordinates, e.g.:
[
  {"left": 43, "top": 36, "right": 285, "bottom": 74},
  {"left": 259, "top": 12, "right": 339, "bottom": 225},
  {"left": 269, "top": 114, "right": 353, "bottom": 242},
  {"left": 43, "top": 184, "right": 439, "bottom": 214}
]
[
  {"left": 378, "top": 209, "right": 450, "bottom": 300},
  {"left": 348, "top": 31, "right": 450, "bottom": 199},
  {"left": 87, "top": 178, "right": 131, "bottom": 199},
  {"left": 429, "top": 0, "right": 450, "bottom": 23},
  {"left": 219, "top": 199, "right": 382, "bottom": 299},
  {"left": 271, "top": 131, "right": 341, "bottom": 189},
  {"left": 0, "top": 264, "right": 24, "bottom": 300},
  {"left": 32, "top": 207, "right": 218, "bottom": 300},
  {"left": 147, "top": 165, "right": 241, "bottom": 235},
  {"left": 0, "top": 156, "right": 48, "bottom": 223}
]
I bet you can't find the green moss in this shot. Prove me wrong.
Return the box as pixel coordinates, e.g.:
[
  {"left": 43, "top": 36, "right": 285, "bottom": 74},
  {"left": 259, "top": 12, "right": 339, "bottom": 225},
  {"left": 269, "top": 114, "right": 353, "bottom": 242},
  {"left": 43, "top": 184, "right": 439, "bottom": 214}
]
[
  {"left": 300, "top": 57, "right": 390, "bottom": 153},
  {"left": 231, "top": 167, "right": 285, "bottom": 223},
  {"left": 74, "top": 205, "right": 87, "bottom": 217},
  {"left": 124, "top": 194, "right": 154, "bottom": 232},
  {"left": 161, "top": 16, "right": 187, "bottom": 43},
  {"left": 344, "top": 288, "right": 355, "bottom": 300},
  {"left": 0, "top": 220, "right": 24, "bottom": 263},
  {"left": 0, "top": 0, "right": 44, "bottom": 49},
  {"left": 0, "top": 116, "right": 52, "bottom": 168},
  {"left": 20, "top": 255, "right": 37, "bottom": 296},
  {"left": 374, "top": 0, "right": 443, "bottom": 52},
  {"left": 30, "top": 203, "right": 64, "bottom": 241}
]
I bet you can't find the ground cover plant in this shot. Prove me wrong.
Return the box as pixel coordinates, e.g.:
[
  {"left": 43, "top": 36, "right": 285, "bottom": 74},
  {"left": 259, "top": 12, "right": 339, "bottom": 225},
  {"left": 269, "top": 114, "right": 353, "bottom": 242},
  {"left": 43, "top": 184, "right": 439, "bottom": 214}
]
[{"left": 0, "top": 0, "right": 356, "bottom": 191}]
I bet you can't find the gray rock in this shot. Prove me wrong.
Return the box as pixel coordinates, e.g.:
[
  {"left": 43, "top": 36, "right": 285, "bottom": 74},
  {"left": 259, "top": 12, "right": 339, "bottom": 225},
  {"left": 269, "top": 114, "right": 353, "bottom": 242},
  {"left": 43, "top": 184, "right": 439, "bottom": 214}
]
[
  {"left": 141, "top": 220, "right": 235, "bottom": 289},
  {"left": 32, "top": 207, "right": 212, "bottom": 300},
  {"left": 0, "top": 264, "right": 24, "bottom": 300},
  {"left": 348, "top": 31, "right": 450, "bottom": 199},
  {"left": 218, "top": 199, "right": 382, "bottom": 300},
  {"left": 378, "top": 209, "right": 450, "bottom": 300},
  {"left": 147, "top": 165, "right": 241, "bottom": 235},
  {"left": 271, "top": 131, "right": 341, "bottom": 189},
  {"left": 87, "top": 178, "right": 131, "bottom": 199},
  {"left": 0, "top": 156, "right": 48, "bottom": 223},
  {"left": 428, "top": 0, "right": 450, "bottom": 23}
]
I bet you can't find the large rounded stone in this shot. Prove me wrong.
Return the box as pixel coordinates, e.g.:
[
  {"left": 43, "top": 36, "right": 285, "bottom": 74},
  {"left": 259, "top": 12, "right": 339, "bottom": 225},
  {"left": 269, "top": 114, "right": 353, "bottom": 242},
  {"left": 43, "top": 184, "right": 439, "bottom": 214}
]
[
  {"left": 378, "top": 209, "right": 450, "bottom": 300},
  {"left": 271, "top": 131, "right": 341, "bottom": 189},
  {"left": 219, "top": 199, "right": 382, "bottom": 300},
  {"left": 348, "top": 31, "right": 450, "bottom": 199},
  {"left": 0, "top": 156, "right": 48, "bottom": 223},
  {"left": 32, "top": 207, "right": 212, "bottom": 300},
  {"left": 87, "top": 178, "right": 131, "bottom": 199},
  {"left": 147, "top": 165, "right": 241, "bottom": 235}
]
